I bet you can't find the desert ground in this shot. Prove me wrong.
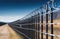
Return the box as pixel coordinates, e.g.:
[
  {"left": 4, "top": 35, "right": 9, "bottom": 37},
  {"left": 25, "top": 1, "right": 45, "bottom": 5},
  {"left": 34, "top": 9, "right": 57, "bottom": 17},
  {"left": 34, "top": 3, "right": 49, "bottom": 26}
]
[{"left": 0, "top": 24, "right": 24, "bottom": 39}]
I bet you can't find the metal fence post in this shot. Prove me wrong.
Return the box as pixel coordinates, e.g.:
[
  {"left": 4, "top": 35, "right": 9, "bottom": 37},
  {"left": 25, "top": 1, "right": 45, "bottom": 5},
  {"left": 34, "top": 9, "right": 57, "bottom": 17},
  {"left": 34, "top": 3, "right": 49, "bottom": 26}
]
[
  {"left": 38, "top": 13, "right": 40, "bottom": 39},
  {"left": 41, "top": 12, "right": 43, "bottom": 39},
  {"left": 46, "top": 3, "right": 48, "bottom": 39},
  {"left": 35, "top": 13, "right": 37, "bottom": 39},
  {"left": 50, "top": 8, "right": 53, "bottom": 39}
]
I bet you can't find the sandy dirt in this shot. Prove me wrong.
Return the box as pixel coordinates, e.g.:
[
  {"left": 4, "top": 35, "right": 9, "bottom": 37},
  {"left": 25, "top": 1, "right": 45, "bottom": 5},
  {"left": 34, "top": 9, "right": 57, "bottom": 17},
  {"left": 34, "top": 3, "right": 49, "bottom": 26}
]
[{"left": 0, "top": 24, "right": 24, "bottom": 39}]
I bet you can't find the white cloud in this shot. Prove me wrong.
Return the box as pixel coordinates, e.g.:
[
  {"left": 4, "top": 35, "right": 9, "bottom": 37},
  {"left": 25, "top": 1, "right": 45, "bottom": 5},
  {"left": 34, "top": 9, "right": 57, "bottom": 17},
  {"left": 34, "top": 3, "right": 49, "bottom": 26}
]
[{"left": 0, "top": 16, "right": 21, "bottom": 22}]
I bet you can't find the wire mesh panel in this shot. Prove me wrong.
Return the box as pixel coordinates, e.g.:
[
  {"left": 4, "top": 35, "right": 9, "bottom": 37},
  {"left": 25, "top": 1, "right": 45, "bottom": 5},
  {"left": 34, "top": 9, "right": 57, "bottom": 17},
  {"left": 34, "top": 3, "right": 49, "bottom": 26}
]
[{"left": 8, "top": 12, "right": 40, "bottom": 39}]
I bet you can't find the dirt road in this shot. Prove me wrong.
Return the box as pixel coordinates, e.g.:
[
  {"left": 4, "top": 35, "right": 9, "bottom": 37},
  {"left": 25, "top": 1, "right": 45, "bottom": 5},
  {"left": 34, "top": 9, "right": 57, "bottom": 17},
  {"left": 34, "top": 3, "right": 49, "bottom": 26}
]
[{"left": 0, "top": 24, "right": 24, "bottom": 39}]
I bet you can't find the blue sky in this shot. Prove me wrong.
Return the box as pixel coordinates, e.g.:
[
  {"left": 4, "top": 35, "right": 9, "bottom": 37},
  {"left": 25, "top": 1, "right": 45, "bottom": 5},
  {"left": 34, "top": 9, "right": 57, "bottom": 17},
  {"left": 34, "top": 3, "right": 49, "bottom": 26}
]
[{"left": 0, "top": 0, "right": 60, "bottom": 22}]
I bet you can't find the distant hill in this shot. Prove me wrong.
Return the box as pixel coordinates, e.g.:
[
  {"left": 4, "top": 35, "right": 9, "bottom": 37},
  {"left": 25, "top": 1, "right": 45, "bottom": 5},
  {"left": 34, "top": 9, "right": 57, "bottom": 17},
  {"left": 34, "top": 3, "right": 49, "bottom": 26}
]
[{"left": 0, "top": 22, "right": 7, "bottom": 26}]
